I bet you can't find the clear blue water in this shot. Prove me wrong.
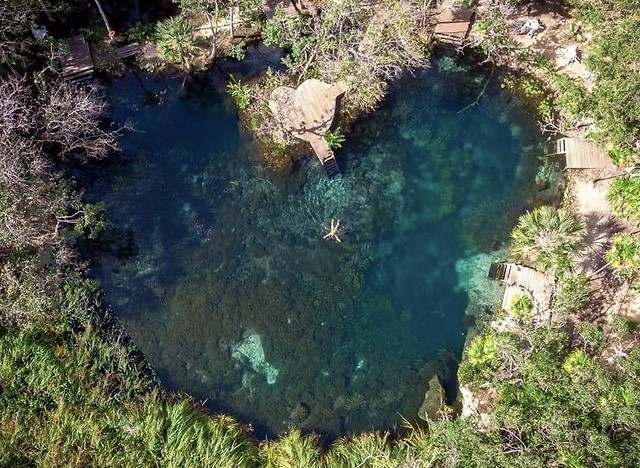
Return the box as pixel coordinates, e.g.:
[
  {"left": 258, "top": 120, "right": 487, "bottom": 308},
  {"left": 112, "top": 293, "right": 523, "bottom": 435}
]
[{"left": 84, "top": 60, "right": 543, "bottom": 437}]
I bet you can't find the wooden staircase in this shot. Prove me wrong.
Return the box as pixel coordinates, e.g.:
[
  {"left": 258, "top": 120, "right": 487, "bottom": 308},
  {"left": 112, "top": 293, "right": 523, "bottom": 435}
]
[
  {"left": 488, "top": 262, "right": 509, "bottom": 280},
  {"left": 322, "top": 153, "right": 339, "bottom": 177}
]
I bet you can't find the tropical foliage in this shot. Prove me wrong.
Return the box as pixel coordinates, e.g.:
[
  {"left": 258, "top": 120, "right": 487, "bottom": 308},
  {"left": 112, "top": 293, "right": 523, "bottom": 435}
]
[
  {"left": 227, "top": 77, "right": 252, "bottom": 110},
  {"left": 458, "top": 323, "right": 640, "bottom": 467},
  {"left": 4, "top": 2, "right": 640, "bottom": 467},
  {"left": 606, "top": 233, "right": 640, "bottom": 279},
  {"left": 609, "top": 174, "right": 640, "bottom": 220},
  {"left": 510, "top": 293, "right": 533, "bottom": 321},
  {"left": 553, "top": 272, "right": 591, "bottom": 314},
  {"left": 324, "top": 129, "right": 346, "bottom": 150},
  {"left": 262, "top": 0, "right": 429, "bottom": 112},
  {"left": 156, "top": 16, "right": 198, "bottom": 71},
  {"left": 511, "top": 206, "right": 586, "bottom": 273}
]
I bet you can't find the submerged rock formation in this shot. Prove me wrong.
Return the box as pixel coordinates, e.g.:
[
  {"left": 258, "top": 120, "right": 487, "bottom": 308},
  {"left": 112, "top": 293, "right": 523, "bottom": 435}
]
[{"left": 231, "top": 332, "right": 279, "bottom": 384}]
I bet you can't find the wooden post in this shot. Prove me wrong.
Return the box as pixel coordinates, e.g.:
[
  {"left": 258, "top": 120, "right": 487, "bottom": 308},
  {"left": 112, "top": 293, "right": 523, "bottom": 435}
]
[{"left": 93, "top": 0, "right": 114, "bottom": 35}]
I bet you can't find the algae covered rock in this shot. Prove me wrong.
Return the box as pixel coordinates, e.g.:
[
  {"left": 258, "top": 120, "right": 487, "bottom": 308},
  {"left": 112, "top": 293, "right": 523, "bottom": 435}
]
[{"left": 418, "top": 374, "right": 445, "bottom": 422}]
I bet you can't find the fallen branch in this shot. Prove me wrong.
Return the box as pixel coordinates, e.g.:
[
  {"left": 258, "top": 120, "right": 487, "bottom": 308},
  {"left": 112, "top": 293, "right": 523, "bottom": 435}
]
[{"left": 458, "top": 69, "right": 495, "bottom": 114}]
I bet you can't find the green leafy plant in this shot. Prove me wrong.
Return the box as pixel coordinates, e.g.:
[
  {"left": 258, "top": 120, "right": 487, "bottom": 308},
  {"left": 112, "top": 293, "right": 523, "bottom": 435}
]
[
  {"left": 511, "top": 206, "right": 586, "bottom": 273},
  {"left": 466, "top": 334, "right": 497, "bottom": 368},
  {"left": 562, "top": 349, "right": 592, "bottom": 375},
  {"left": 612, "top": 314, "right": 640, "bottom": 337},
  {"left": 227, "top": 78, "right": 251, "bottom": 110},
  {"left": 553, "top": 273, "right": 591, "bottom": 314},
  {"left": 608, "top": 146, "right": 634, "bottom": 167},
  {"left": 73, "top": 203, "right": 113, "bottom": 240},
  {"left": 227, "top": 41, "right": 247, "bottom": 61},
  {"left": 609, "top": 175, "right": 640, "bottom": 219},
  {"left": 127, "top": 22, "right": 157, "bottom": 43},
  {"left": 576, "top": 322, "right": 604, "bottom": 355},
  {"left": 537, "top": 99, "right": 552, "bottom": 119},
  {"left": 82, "top": 26, "right": 106, "bottom": 43},
  {"left": 156, "top": 16, "right": 197, "bottom": 71},
  {"left": 520, "top": 77, "right": 544, "bottom": 97},
  {"left": 324, "top": 129, "right": 346, "bottom": 150},
  {"left": 606, "top": 233, "right": 640, "bottom": 279},
  {"left": 510, "top": 293, "right": 533, "bottom": 321}
]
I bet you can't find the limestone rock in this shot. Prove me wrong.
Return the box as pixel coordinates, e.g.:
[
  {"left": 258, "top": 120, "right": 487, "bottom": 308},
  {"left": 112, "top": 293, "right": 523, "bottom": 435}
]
[
  {"left": 460, "top": 385, "right": 478, "bottom": 419},
  {"left": 460, "top": 385, "right": 494, "bottom": 429},
  {"left": 418, "top": 375, "right": 445, "bottom": 422}
]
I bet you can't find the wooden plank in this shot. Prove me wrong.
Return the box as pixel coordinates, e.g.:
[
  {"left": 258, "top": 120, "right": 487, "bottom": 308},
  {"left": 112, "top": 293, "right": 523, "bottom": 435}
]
[
  {"left": 116, "top": 43, "right": 141, "bottom": 59},
  {"left": 564, "top": 138, "right": 609, "bottom": 169},
  {"left": 494, "top": 263, "right": 553, "bottom": 313},
  {"left": 433, "top": 0, "right": 475, "bottom": 45},
  {"left": 435, "top": 22, "right": 471, "bottom": 35},
  {"left": 61, "top": 35, "right": 93, "bottom": 82}
]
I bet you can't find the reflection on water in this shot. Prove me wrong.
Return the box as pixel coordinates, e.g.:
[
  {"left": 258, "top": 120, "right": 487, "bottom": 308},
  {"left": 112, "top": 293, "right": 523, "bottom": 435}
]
[{"left": 84, "top": 60, "right": 544, "bottom": 437}]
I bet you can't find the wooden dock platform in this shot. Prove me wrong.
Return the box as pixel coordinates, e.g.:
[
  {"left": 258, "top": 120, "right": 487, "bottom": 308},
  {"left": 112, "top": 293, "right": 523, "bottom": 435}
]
[
  {"left": 269, "top": 79, "right": 348, "bottom": 176},
  {"left": 433, "top": 0, "right": 475, "bottom": 47},
  {"left": 552, "top": 138, "right": 611, "bottom": 169},
  {"left": 262, "top": 0, "right": 298, "bottom": 21},
  {"left": 490, "top": 262, "right": 554, "bottom": 318},
  {"left": 61, "top": 36, "right": 94, "bottom": 83}
]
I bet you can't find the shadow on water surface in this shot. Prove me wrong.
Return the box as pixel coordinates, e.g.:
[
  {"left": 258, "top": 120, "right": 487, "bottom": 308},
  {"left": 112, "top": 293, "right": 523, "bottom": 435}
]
[{"left": 81, "top": 58, "right": 543, "bottom": 439}]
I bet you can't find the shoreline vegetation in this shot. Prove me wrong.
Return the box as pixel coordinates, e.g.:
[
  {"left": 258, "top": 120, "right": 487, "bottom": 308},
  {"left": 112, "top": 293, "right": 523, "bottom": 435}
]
[{"left": 3, "top": 0, "right": 640, "bottom": 466}]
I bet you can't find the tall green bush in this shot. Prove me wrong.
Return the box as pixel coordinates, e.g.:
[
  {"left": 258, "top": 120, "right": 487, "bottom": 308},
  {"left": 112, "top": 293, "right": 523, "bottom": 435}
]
[{"left": 609, "top": 175, "right": 640, "bottom": 220}]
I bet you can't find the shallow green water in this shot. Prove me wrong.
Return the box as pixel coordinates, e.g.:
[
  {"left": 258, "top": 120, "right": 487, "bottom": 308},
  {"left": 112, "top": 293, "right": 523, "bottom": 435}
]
[{"left": 85, "top": 60, "right": 544, "bottom": 437}]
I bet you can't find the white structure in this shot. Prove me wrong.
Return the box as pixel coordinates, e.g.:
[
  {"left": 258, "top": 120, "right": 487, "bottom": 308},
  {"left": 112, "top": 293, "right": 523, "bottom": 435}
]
[{"left": 31, "top": 25, "right": 49, "bottom": 40}]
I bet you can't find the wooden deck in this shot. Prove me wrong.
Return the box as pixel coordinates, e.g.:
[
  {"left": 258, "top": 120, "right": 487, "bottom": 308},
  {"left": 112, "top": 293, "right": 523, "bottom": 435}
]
[
  {"left": 490, "top": 262, "right": 554, "bottom": 318},
  {"left": 433, "top": 0, "right": 475, "bottom": 47},
  {"left": 262, "top": 0, "right": 298, "bottom": 21},
  {"left": 269, "top": 79, "right": 348, "bottom": 176},
  {"left": 553, "top": 138, "right": 611, "bottom": 169},
  {"left": 61, "top": 36, "right": 94, "bottom": 83}
]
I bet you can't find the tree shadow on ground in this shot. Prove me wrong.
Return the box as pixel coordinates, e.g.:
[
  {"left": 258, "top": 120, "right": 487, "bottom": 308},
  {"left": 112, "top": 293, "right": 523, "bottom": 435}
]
[{"left": 576, "top": 212, "right": 623, "bottom": 275}]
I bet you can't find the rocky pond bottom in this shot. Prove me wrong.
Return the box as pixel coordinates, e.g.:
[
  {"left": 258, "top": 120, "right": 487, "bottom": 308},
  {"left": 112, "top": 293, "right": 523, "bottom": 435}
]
[{"left": 83, "top": 59, "right": 548, "bottom": 438}]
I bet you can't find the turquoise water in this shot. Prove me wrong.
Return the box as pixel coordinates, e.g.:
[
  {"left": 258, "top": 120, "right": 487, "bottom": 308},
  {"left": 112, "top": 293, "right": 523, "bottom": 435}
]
[{"left": 85, "top": 60, "right": 543, "bottom": 437}]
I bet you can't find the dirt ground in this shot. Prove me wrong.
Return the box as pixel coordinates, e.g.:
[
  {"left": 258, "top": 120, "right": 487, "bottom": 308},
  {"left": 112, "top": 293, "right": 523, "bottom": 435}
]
[
  {"left": 565, "top": 168, "right": 640, "bottom": 331},
  {"left": 505, "top": 0, "right": 594, "bottom": 89}
]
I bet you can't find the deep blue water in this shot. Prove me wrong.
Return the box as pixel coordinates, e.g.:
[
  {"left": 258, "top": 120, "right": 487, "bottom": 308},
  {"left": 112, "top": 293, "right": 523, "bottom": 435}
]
[{"left": 84, "top": 60, "right": 543, "bottom": 437}]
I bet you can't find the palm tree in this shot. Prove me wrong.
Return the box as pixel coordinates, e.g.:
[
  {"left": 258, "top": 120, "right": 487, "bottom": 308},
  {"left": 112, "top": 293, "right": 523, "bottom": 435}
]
[
  {"left": 156, "top": 16, "right": 198, "bottom": 72},
  {"left": 511, "top": 206, "right": 586, "bottom": 273},
  {"left": 606, "top": 233, "right": 640, "bottom": 279}
]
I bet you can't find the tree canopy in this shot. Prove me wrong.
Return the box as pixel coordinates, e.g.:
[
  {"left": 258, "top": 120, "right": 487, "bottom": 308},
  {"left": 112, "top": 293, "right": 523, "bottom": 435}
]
[{"left": 511, "top": 206, "right": 586, "bottom": 273}]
